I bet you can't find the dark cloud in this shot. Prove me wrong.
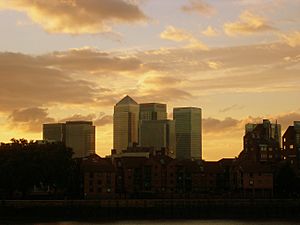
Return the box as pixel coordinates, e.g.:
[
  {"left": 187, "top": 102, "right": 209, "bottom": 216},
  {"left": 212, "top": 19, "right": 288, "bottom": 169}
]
[
  {"left": 0, "top": 50, "right": 143, "bottom": 111},
  {"left": 219, "top": 104, "right": 244, "bottom": 113},
  {"left": 8, "top": 107, "right": 54, "bottom": 132}
]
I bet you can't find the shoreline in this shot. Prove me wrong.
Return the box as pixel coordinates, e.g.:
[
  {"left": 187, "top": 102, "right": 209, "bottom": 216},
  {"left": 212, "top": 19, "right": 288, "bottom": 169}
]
[{"left": 1, "top": 199, "right": 300, "bottom": 221}]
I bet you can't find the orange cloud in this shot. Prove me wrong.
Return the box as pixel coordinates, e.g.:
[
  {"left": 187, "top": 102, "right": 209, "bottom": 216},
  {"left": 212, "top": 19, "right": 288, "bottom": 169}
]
[
  {"left": 181, "top": 0, "right": 216, "bottom": 16},
  {"left": 202, "top": 26, "right": 218, "bottom": 37},
  {"left": 0, "top": 0, "right": 147, "bottom": 34},
  {"left": 224, "top": 11, "right": 275, "bottom": 36},
  {"left": 280, "top": 31, "right": 300, "bottom": 47},
  {"left": 160, "top": 26, "right": 208, "bottom": 50}
]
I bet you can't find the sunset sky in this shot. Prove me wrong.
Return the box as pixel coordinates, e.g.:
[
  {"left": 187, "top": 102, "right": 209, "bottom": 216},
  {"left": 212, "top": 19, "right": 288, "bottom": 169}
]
[{"left": 0, "top": 0, "right": 299, "bottom": 160}]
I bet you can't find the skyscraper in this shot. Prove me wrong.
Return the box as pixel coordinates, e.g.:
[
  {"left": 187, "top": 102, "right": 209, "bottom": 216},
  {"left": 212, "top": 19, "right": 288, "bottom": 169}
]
[
  {"left": 173, "top": 107, "right": 202, "bottom": 160},
  {"left": 65, "top": 121, "right": 96, "bottom": 158},
  {"left": 43, "top": 121, "right": 95, "bottom": 158},
  {"left": 113, "top": 95, "right": 139, "bottom": 153},
  {"left": 139, "top": 103, "right": 167, "bottom": 120},
  {"left": 139, "top": 120, "right": 176, "bottom": 158},
  {"left": 43, "top": 123, "right": 66, "bottom": 143}
]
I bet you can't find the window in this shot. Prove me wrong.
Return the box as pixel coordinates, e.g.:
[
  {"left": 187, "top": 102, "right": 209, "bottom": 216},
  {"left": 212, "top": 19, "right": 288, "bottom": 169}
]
[
  {"left": 290, "top": 145, "right": 294, "bottom": 149},
  {"left": 249, "top": 180, "right": 254, "bottom": 185},
  {"left": 97, "top": 180, "right": 102, "bottom": 185},
  {"left": 97, "top": 187, "right": 102, "bottom": 193}
]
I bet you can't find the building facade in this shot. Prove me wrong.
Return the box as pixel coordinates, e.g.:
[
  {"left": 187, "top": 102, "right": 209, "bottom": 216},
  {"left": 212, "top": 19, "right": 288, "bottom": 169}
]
[
  {"left": 139, "top": 103, "right": 167, "bottom": 120},
  {"left": 282, "top": 121, "right": 300, "bottom": 169},
  {"left": 43, "top": 123, "right": 66, "bottom": 143},
  {"left": 113, "top": 95, "right": 139, "bottom": 153},
  {"left": 65, "top": 121, "right": 96, "bottom": 158},
  {"left": 139, "top": 120, "right": 176, "bottom": 158},
  {"left": 43, "top": 121, "right": 95, "bottom": 158},
  {"left": 241, "top": 119, "right": 281, "bottom": 162},
  {"left": 173, "top": 107, "right": 202, "bottom": 160}
]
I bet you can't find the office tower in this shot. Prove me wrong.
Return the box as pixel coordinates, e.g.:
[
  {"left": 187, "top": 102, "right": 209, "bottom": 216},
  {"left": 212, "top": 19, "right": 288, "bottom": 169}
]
[
  {"left": 65, "top": 121, "right": 96, "bottom": 158},
  {"left": 282, "top": 121, "right": 300, "bottom": 168},
  {"left": 242, "top": 119, "right": 281, "bottom": 162},
  {"left": 43, "top": 123, "right": 66, "bottom": 143},
  {"left": 113, "top": 95, "right": 139, "bottom": 153},
  {"left": 43, "top": 121, "right": 95, "bottom": 158},
  {"left": 173, "top": 107, "right": 202, "bottom": 160},
  {"left": 139, "top": 120, "right": 176, "bottom": 158},
  {"left": 139, "top": 103, "right": 167, "bottom": 120}
]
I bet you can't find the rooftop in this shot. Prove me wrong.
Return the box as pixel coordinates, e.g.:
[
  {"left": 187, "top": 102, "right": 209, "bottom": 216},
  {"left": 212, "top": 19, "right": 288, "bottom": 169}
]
[{"left": 116, "top": 95, "right": 138, "bottom": 106}]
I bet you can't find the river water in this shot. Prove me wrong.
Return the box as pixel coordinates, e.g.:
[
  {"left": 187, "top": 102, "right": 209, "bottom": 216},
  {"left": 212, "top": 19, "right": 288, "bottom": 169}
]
[{"left": 0, "top": 220, "right": 299, "bottom": 225}]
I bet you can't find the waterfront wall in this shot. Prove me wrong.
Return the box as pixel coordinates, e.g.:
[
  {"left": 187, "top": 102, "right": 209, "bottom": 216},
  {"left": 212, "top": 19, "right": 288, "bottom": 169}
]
[{"left": 1, "top": 199, "right": 300, "bottom": 220}]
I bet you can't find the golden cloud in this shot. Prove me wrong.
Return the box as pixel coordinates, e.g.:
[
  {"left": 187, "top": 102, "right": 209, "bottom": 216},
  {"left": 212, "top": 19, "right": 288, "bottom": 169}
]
[
  {"left": 280, "top": 31, "right": 300, "bottom": 47},
  {"left": 181, "top": 0, "right": 216, "bottom": 16},
  {"left": 202, "top": 26, "right": 218, "bottom": 37},
  {"left": 224, "top": 11, "right": 275, "bottom": 36},
  {"left": 160, "top": 26, "right": 209, "bottom": 50},
  {"left": 0, "top": 0, "right": 147, "bottom": 34}
]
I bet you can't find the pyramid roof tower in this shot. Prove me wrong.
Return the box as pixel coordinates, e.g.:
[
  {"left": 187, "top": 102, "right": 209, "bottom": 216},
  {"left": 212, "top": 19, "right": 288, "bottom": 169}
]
[{"left": 116, "top": 95, "right": 138, "bottom": 106}]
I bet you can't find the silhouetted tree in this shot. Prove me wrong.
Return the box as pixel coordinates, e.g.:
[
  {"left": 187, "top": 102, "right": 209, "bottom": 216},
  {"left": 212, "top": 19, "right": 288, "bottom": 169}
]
[{"left": 0, "top": 139, "right": 74, "bottom": 199}]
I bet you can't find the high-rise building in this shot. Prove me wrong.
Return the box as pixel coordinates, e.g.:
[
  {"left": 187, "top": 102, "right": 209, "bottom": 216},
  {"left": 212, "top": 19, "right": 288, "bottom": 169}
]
[
  {"left": 113, "top": 95, "right": 139, "bottom": 153},
  {"left": 65, "top": 121, "right": 96, "bottom": 158},
  {"left": 139, "top": 103, "right": 167, "bottom": 120},
  {"left": 173, "top": 107, "right": 202, "bottom": 160},
  {"left": 43, "top": 123, "right": 66, "bottom": 143},
  {"left": 43, "top": 121, "right": 95, "bottom": 158},
  {"left": 241, "top": 119, "right": 281, "bottom": 162},
  {"left": 139, "top": 120, "right": 176, "bottom": 158}
]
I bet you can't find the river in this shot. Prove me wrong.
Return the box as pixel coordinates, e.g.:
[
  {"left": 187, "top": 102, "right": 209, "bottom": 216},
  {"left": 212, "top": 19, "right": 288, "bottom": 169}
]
[{"left": 0, "top": 220, "right": 299, "bottom": 225}]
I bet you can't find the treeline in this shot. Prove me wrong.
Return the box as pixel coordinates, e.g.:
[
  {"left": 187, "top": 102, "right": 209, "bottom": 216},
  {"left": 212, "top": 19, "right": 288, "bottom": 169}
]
[{"left": 0, "top": 139, "right": 80, "bottom": 199}]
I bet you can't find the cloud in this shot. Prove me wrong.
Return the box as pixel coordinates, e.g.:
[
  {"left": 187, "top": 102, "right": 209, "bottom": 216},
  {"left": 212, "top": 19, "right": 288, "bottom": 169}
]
[
  {"left": 219, "top": 104, "right": 244, "bottom": 113},
  {"left": 139, "top": 42, "right": 300, "bottom": 94},
  {"left": 203, "top": 111, "right": 300, "bottom": 134},
  {"left": 60, "top": 113, "right": 113, "bottom": 127},
  {"left": 94, "top": 115, "right": 113, "bottom": 126},
  {"left": 43, "top": 47, "right": 143, "bottom": 73},
  {"left": 59, "top": 113, "right": 99, "bottom": 122},
  {"left": 202, "top": 26, "right": 218, "bottom": 37},
  {"left": 0, "top": 0, "right": 147, "bottom": 34},
  {"left": 181, "top": 0, "right": 216, "bottom": 16},
  {"left": 8, "top": 107, "right": 54, "bottom": 132},
  {"left": 280, "top": 31, "right": 300, "bottom": 47},
  {"left": 224, "top": 11, "right": 275, "bottom": 36},
  {"left": 160, "top": 26, "right": 208, "bottom": 50},
  {"left": 0, "top": 49, "right": 145, "bottom": 111}
]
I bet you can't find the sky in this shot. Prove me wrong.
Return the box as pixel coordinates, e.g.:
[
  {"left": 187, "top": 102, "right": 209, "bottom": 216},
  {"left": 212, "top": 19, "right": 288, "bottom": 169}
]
[{"left": 0, "top": 0, "right": 300, "bottom": 160}]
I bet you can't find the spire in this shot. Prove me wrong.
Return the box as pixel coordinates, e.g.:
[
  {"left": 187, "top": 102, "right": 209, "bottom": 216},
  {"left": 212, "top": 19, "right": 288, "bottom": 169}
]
[{"left": 116, "top": 95, "right": 138, "bottom": 106}]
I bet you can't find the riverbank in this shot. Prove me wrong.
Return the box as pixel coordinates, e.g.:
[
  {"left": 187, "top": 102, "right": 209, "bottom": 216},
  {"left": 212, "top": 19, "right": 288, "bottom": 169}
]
[{"left": 1, "top": 199, "right": 300, "bottom": 221}]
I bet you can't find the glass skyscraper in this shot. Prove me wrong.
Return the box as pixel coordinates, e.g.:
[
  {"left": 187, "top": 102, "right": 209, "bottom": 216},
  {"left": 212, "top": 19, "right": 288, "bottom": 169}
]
[
  {"left": 173, "top": 107, "right": 202, "bottom": 160},
  {"left": 113, "top": 95, "right": 139, "bottom": 153}
]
